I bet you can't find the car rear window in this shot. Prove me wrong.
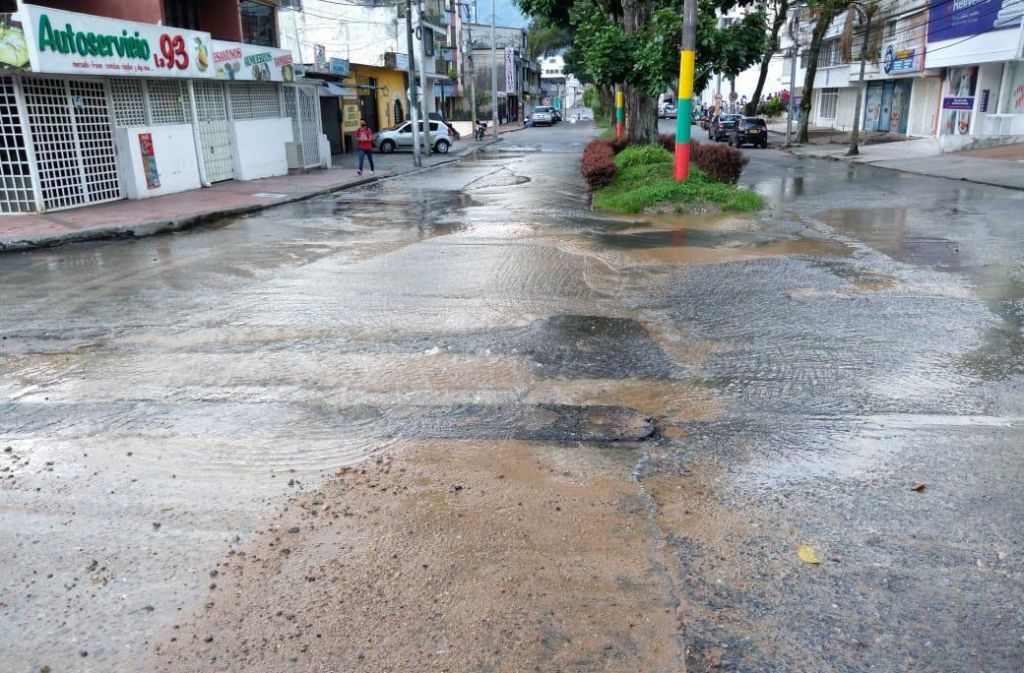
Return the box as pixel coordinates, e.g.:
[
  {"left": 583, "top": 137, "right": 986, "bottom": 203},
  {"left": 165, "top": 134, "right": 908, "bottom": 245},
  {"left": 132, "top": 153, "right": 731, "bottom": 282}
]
[{"left": 743, "top": 118, "right": 767, "bottom": 127}]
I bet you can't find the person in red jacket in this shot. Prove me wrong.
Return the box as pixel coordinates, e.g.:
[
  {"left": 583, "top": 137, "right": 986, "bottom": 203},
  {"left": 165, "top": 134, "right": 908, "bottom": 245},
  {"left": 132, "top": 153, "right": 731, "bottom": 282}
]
[{"left": 355, "top": 119, "right": 375, "bottom": 176}]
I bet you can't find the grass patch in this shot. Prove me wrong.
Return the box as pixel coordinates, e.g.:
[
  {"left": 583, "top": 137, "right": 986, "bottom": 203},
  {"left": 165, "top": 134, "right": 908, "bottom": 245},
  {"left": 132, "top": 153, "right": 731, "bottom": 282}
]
[{"left": 593, "top": 152, "right": 763, "bottom": 214}]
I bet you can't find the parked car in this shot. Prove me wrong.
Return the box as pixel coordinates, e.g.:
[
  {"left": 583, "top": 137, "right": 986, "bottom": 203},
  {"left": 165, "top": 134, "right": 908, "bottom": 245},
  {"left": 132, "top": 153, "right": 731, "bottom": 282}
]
[
  {"left": 709, "top": 113, "right": 743, "bottom": 141},
  {"left": 532, "top": 106, "right": 556, "bottom": 126},
  {"left": 729, "top": 116, "right": 768, "bottom": 148},
  {"left": 658, "top": 102, "right": 677, "bottom": 119},
  {"left": 376, "top": 120, "right": 452, "bottom": 154}
]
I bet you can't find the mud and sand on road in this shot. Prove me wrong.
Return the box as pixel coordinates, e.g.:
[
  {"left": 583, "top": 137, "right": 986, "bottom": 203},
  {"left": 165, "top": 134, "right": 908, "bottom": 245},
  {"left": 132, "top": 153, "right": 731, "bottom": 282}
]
[{"left": 150, "top": 440, "right": 685, "bottom": 673}]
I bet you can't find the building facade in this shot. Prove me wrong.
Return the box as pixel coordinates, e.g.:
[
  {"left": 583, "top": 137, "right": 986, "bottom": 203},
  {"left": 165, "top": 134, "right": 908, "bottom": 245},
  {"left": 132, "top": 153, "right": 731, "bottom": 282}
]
[
  {"left": 469, "top": 23, "right": 540, "bottom": 123},
  {"left": 538, "top": 52, "right": 583, "bottom": 111},
  {"left": 781, "top": 0, "right": 1024, "bottom": 149},
  {"left": 0, "top": 0, "right": 324, "bottom": 215}
]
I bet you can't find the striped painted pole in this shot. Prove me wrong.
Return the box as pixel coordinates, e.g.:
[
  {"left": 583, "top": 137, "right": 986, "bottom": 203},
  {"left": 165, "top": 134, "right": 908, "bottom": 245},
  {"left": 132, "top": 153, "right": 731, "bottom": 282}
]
[
  {"left": 615, "top": 86, "right": 624, "bottom": 140},
  {"left": 675, "top": 0, "right": 697, "bottom": 181}
]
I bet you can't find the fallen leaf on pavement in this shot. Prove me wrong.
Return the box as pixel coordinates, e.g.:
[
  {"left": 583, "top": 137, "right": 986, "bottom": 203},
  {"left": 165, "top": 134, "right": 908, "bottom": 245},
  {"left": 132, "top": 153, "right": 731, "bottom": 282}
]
[
  {"left": 797, "top": 544, "right": 821, "bottom": 565},
  {"left": 910, "top": 482, "right": 926, "bottom": 492}
]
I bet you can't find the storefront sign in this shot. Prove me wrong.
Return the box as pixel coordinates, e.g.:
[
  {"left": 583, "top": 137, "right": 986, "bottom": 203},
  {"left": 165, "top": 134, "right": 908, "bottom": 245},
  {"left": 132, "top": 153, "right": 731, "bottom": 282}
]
[
  {"left": 928, "top": 0, "right": 1024, "bottom": 42},
  {"left": 330, "top": 57, "right": 349, "bottom": 76},
  {"left": 504, "top": 46, "right": 515, "bottom": 92},
  {"left": 138, "top": 133, "right": 160, "bottom": 190},
  {"left": 883, "top": 46, "right": 919, "bottom": 74},
  {"left": 211, "top": 40, "right": 294, "bottom": 82},
  {"left": 342, "top": 102, "right": 361, "bottom": 131},
  {"left": 942, "top": 96, "right": 975, "bottom": 109},
  {"left": 314, "top": 44, "right": 327, "bottom": 72},
  {"left": 0, "top": 14, "right": 30, "bottom": 72},
  {"left": 18, "top": 4, "right": 213, "bottom": 78},
  {"left": 395, "top": 53, "right": 409, "bottom": 71}
]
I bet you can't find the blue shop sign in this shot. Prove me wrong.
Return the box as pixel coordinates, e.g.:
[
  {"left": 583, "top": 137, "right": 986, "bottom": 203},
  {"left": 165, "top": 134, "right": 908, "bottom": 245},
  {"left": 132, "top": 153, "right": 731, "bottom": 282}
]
[
  {"left": 942, "top": 96, "right": 975, "bottom": 110},
  {"left": 883, "top": 46, "right": 918, "bottom": 74},
  {"left": 928, "top": 0, "right": 1024, "bottom": 42},
  {"left": 330, "top": 57, "right": 350, "bottom": 76}
]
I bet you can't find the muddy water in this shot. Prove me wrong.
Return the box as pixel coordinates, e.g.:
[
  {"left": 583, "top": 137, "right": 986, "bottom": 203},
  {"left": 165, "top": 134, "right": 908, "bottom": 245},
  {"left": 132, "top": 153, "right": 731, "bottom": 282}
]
[{"left": 5, "top": 131, "right": 1024, "bottom": 673}]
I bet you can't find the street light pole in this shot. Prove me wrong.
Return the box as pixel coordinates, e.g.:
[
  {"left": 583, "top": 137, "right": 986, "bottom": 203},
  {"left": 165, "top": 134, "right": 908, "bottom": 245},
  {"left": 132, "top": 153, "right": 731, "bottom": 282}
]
[
  {"left": 405, "top": 0, "right": 422, "bottom": 167},
  {"left": 417, "top": 0, "right": 431, "bottom": 156},
  {"left": 785, "top": 8, "right": 800, "bottom": 146},
  {"left": 491, "top": 0, "right": 499, "bottom": 138},
  {"left": 848, "top": 6, "right": 873, "bottom": 156}
]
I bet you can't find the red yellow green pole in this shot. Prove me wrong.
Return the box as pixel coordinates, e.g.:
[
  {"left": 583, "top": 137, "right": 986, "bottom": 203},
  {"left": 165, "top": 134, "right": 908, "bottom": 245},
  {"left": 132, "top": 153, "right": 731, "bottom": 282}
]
[
  {"left": 675, "top": 0, "right": 697, "bottom": 181},
  {"left": 615, "top": 86, "right": 624, "bottom": 140}
]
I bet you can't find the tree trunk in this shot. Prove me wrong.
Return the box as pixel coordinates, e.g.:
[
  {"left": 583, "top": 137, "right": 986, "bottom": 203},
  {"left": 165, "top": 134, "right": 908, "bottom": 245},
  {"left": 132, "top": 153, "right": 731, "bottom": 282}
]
[
  {"left": 620, "top": 0, "right": 657, "bottom": 143},
  {"left": 798, "top": 2, "right": 837, "bottom": 143},
  {"left": 747, "top": 0, "right": 789, "bottom": 116},
  {"left": 599, "top": 85, "right": 614, "bottom": 121}
]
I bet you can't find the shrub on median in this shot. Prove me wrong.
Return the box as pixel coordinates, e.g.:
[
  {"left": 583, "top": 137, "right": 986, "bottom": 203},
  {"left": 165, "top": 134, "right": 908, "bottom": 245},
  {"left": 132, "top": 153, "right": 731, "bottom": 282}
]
[
  {"left": 656, "top": 134, "right": 749, "bottom": 185},
  {"left": 614, "top": 144, "right": 674, "bottom": 169},
  {"left": 581, "top": 139, "right": 617, "bottom": 191}
]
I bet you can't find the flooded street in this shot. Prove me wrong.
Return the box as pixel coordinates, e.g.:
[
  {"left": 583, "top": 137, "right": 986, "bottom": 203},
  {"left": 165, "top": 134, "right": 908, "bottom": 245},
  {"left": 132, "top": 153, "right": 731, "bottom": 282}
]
[{"left": 2, "top": 124, "right": 1023, "bottom": 672}]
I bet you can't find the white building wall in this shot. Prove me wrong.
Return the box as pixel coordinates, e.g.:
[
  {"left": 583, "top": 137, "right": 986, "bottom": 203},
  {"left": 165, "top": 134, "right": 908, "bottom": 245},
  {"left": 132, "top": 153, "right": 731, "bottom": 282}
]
[
  {"left": 232, "top": 118, "right": 294, "bottom": 180},
  {"left": 114, "top": 125, "right": 201, "bottom": 200}
]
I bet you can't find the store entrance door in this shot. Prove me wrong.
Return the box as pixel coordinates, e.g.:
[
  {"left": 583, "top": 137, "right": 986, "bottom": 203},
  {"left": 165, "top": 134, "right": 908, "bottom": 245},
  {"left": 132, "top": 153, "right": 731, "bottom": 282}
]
[{"left": 193, "top": 81, "right": 235, "bottom": 183}]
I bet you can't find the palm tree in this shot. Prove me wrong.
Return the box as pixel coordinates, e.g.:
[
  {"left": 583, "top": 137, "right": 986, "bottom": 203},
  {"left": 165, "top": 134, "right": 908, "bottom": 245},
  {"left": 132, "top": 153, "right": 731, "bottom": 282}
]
[{"left": 841, "top": 0, "right": 878, "bottom": 155}]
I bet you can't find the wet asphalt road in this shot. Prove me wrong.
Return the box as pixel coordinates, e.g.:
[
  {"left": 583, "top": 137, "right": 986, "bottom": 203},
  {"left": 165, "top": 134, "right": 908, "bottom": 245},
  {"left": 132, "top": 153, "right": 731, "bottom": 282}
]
[{"left": 2, "top": 121, "right": 1024, "bottom": 672}]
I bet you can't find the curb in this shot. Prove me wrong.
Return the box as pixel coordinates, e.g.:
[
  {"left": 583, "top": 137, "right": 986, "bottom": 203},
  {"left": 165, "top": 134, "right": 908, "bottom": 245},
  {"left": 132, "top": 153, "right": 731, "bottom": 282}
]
[{"left": 0, "top": 140, "right": 501, "bottom": 254}]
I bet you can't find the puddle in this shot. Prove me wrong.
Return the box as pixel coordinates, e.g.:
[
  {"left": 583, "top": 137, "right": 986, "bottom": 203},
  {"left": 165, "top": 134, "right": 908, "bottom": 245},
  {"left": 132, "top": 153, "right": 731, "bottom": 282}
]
[{"left": 620, "top": 237, "right": 847, "bottom": 265}]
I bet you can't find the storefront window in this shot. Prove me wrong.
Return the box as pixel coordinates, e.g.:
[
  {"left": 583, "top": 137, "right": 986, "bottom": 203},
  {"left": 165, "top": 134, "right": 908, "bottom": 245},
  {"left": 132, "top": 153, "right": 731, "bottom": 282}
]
[
  {"left": 164, "top": 0, "right": 201, "bottom": 31},
  {"left": 241, "top": 0, "right": 277, "bottom": 47},
  {"left": 1003, "top": 61, "right": 1024, "bottom": 114}
]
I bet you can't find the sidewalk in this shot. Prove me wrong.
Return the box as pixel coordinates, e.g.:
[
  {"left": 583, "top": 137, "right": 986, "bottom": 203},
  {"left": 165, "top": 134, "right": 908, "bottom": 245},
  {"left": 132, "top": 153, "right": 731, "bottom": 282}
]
[
  {"left": 0, "top": 139, "right": 491, "bottom": 253},
  {"left": 769, "top": 120, "right": 1024, "bottom": 191}
]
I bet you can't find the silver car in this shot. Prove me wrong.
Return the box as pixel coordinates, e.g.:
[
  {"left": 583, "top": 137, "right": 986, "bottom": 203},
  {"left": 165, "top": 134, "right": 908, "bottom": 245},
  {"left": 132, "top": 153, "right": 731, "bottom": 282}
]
[
  {"left": 532, "top": 106, "right": 555, "bottom": 126},
  {"left": 376, "top": 120, "right": 452, "bottom": 154}
]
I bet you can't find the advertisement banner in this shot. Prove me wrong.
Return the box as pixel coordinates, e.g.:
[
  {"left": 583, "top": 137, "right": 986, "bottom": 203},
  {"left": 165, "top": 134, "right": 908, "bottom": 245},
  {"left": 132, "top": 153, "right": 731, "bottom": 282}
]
[
  {"left": 883, "top": 46, "right": 920, "bottom": 74},
  {"left": 211, "top": 40, "right": 294, "bottom": 82},
  {"left": 313, "top": 44, "right": 327, "bottom": 72},
  {"left": 330, "top": 57, "right": 349, "bottom": 76},
  {"left": 18, "top": 4, "right": 213, "bottom": 78},
  {"left": 138, "top": 132, "right": 160, "bottom": 190},
  {"left": 0, "top": 14, "right": 30, "bottom": 72},
  {"left": 928, "top": 0, "right": 1024, "bottom": 42},
  {"left": 504, "top": 46, "right": 515, "bottom": 92},
  {"left": 941, "top": 66, "right": 978, "bottom": 135}
]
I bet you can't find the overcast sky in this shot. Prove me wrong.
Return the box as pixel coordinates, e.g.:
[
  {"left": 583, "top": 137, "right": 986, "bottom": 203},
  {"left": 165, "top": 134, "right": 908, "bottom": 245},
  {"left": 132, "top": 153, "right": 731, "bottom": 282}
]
[{"left": 481, "top": 0, "right": 529, "bottom": 27}]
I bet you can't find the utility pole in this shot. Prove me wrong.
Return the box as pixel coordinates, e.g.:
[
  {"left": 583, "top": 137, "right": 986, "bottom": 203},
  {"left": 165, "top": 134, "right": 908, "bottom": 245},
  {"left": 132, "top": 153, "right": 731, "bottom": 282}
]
[
  {"left": 491, "top": 0, "right": 499, "bottom": 138},
  {"left": 468, "top": 1, "right": 478, "bottom": 130},
  {"left": 848, "top": 4, "right": 873, "bottom": 156},
  {"left": 405, "top": 0, "right": 422, "bottom": 167},
  {"left": 674, "top": 0, "right": 697, "bottom": 180},
  {"left": 417, "top": 1, "right": 432, "bottom": 156},
  {"left": 786, "top": 7, "right": 800, "bottom": 146}
]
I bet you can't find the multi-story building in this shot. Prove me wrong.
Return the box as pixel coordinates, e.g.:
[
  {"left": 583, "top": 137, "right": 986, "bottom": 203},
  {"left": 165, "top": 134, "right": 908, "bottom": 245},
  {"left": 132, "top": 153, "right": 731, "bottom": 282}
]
[
  {"left": 0, "top": 0, "right": 324, "bottom": 215},
  {"left": 538, "top": 52, "right": 583, "bottom": 111},
  {"left": 781, "top": 0, "right": 1024, "bottom": 150},
  {"left": 469, "top": 22, "right": 540, "bottom": 123}
]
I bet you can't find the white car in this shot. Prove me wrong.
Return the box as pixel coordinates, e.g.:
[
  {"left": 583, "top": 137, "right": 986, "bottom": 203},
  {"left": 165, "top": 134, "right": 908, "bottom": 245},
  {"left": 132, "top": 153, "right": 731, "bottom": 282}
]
[
  {"left": 376, "top": 120, "right": 452, "bottom": 154},
  {"left": 532, "top": 106, "right": 556, "bottom": 126}
]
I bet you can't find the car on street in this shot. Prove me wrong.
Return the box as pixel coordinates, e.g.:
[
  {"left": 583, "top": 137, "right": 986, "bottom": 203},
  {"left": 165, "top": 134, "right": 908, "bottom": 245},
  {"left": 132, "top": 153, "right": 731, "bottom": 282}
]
[
  {"left": 658, "top": 102, "right": 677, "bottom": 119},
  {"left": 729, "top": 116, "right": 769, "bottom": 148},
  {"left": 709, "top": 113, "right": 743, "bottom": 141},
  {"left": 532, "top": 106, "right": 556, "bottom": 126},
  {"left": 376, "top": 120, "right": 452, "bottom": 154}
]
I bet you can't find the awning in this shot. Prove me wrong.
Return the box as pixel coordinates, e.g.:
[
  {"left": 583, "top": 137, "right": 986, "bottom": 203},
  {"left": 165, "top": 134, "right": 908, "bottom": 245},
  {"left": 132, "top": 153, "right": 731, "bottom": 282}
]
[{"left": 319, "top": 82, "right": 358, "bottom": 97}]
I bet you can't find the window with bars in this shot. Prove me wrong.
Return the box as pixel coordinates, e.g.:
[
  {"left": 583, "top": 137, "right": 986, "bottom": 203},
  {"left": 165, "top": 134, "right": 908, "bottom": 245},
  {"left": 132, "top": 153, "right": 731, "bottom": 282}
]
[
  {"left": 0, "top": 77, "right": 35, "bottom": 213},
  {"left": 229, "top": 82, "right": 282, "bottom": 120},
  {"left": 109, "top": 78, "right": 147, "bottom": 127},
  {"left": 147, "top": 80, "right": 191, "bottom": 125},
  {"left": 819, "top": 87, "right": 839, "bottom": 120}
]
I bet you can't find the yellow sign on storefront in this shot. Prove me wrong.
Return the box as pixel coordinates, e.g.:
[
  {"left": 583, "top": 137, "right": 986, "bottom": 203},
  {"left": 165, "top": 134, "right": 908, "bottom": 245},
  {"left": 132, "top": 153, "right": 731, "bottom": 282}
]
[{"left": 342, "top": 102, "right": 360, "bottom": 131}]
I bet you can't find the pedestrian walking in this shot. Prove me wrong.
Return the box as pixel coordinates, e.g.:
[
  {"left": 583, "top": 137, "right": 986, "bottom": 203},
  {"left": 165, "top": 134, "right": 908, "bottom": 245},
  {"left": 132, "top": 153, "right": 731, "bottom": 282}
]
[{"left": 356, "top": 119, "right": 374, "bottom": 176}]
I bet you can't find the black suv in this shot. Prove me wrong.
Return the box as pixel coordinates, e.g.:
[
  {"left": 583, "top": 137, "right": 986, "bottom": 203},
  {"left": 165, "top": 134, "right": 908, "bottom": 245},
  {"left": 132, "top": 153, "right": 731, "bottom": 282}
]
[
  {"left": 729, "top": 117, "right": 768, "bottom": 148},
  {"left": 709, "top": 113, "right": 743, "bottom": 141}
]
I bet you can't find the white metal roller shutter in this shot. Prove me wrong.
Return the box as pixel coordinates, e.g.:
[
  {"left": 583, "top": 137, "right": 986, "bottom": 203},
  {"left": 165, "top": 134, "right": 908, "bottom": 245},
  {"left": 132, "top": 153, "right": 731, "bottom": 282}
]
[
  {"left": 193, "top": 80, "right": 235, "bottom": 183},
  {"left": 21, "top": 76, "right": 122, "bottom": 212}
]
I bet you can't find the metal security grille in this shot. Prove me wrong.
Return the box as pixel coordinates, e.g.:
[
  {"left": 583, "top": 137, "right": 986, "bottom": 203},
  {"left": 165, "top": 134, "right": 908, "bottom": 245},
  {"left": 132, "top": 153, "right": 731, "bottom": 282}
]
[
  {"left": 284, "top": 84, "right": 322, "bottom": 169},
  {"left": 193, "top": 81, "right": 235, "bottom": 182},
  {"left": 147, "top": 80, "right": 191, "bottom": 125},
  {"left": 229, "top": 82, "right": 281, "bottom": 120},
  {"left": 21, "top": 77, "right": 122, "bottom": 211},
  {"left": 109, "top": 78, "right": 146, "bottom": 127},
  {"left": 0, "top": 77, "right": 36, "bottom": 214}
]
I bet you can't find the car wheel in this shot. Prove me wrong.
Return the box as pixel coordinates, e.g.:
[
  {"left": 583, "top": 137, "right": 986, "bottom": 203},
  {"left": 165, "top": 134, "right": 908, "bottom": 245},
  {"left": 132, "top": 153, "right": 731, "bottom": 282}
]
[
  {"left": 380, "top": 139, "right": 396, "bottom": 154},
  {"left": 434, "top": 139, "right": 450, "bottom": 154}
]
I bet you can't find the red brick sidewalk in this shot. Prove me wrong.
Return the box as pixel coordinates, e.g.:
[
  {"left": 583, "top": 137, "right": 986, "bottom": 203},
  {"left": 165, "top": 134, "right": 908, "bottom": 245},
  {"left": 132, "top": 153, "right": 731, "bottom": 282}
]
[{"left": 0, "top": 167, "right": 383, "bottom": 252}]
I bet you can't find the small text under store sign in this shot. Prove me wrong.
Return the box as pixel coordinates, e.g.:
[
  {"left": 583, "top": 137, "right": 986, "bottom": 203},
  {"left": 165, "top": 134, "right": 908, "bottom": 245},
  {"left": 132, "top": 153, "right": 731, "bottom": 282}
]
[
  {"left": 18, "top": 3, "right": 213, "bottom": 78},
  {"left": 942, "top": 96, "right": 975, "bottom": 110}
]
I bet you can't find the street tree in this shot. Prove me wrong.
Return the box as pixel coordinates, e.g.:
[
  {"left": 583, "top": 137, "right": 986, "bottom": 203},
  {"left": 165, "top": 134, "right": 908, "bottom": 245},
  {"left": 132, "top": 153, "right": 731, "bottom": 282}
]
[
  {"left": 840, "top": 0, "right": 879, "bottom": 155},
  {"left": 746, "top": 0, "right": 789, "bottom": 115},
  {"left": 797, "top": 0, "right": 842, "bottom": 143}
]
